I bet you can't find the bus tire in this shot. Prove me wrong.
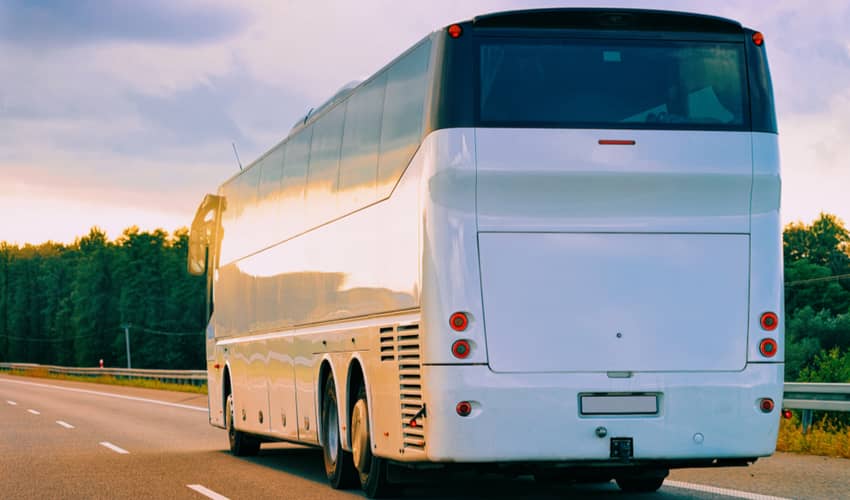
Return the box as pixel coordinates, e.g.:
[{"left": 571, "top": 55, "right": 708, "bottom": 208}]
[
  {"left": 615, "top": 472, "right": 666, "bottom": 493},
  {"left": 321, "top": 377, "right": 357, "bottom": 489},
  {"left": 352, "top": 387, "right": 395, "bottom": 498},
  {"left": 226, "top": 393, "right": 260, "bottom": 456}
]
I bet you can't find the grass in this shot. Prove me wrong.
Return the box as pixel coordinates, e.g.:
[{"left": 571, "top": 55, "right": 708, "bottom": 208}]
[
  {"left": 776, "top": 414, "right": 850, "bottom": 459},
  {"left": 3, "top": 368, "right": 207, "bottom": 395}
]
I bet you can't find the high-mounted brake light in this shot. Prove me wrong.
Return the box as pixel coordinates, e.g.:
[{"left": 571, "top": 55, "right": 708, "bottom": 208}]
[
  {"left": 450, "top": 312, "right": 469, "bottom": 332},
  {"left": 598, "top": 139, "right": 635, "bottom": 145},
  {"left": 452, "top": 339, "right": 471, "bottom": 359},
  {"left": 448, "top": 24, "right": 463, "bottom": 38},
  {"left": 752, "top": 32, "right": 764, "bottom": 46},
  {"left": 760, "top": 312, "right": 778, "bottom": 331},
  {"left": 759, "top": 338, "right": 778, "bottom": 358},
  {"left": 759, "top": 398, "right": 775, "bottom": 413}
]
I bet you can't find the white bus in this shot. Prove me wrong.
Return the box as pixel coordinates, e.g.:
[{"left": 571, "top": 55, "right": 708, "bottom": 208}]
[{"left": 189, "top": 8, "right": 783, "bottom": 497}]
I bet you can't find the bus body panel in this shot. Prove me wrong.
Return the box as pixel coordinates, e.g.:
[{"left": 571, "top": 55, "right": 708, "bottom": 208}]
[
  {"left": 480, "top": 232, "right": 750, "bottom": 373},
  {"left": 422, "top": 362, "right": 782, "bottom": 461},
  {"left": 475, "top": 129, "right": 753, "bottom": 234}
]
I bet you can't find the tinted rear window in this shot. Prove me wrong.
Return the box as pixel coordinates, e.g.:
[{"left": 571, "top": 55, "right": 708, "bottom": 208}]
[{"left": 479, "top": 39, "right": 747, "bottom": 130}]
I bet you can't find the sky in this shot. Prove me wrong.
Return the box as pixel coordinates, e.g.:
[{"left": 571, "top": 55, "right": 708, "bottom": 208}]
[{"left": 1, "top": 0, "right": 849, "bottom": 245}]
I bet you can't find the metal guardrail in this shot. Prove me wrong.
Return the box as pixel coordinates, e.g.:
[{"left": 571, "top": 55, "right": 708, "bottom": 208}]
[
  {"left": 0, "top": 363, "right": 206, "bottom": 386},
  {"left": 783, "top": 382, "right": 850, "bottom": 433}
]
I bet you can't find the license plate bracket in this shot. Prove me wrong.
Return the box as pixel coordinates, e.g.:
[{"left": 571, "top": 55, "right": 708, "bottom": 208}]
[{"left": 610, "top": 437, "right": 634, "bottom": 459}]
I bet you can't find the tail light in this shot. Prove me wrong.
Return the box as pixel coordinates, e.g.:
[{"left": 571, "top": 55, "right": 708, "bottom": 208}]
[
  {"left": 752, "top": 32, "right": 764, "bottom": 46},
  {"left": 783, "top": 409, "right": 793, "bottom": 419},
  {"left": 456, "top": 401, "right": 472, "bottom": 417},
  {"left": 760, "top": 312, "right": 778, "bottom": 331},
  {"left": 452, "top": 339, "right": 471, "bottom": 359},
  {"left": 759, "top": 398, "right": 775, "bottom": 413},
  {"left": 449, "top": 312, "right": 469, "bottom": 332},
  {"left": 759, "top": 338, "right": 778, "bottom": 358}
]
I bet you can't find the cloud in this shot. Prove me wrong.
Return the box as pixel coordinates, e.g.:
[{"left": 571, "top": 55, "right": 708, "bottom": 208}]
[{"left": 0, "top": 0, "right": 247, "bottom": 47}]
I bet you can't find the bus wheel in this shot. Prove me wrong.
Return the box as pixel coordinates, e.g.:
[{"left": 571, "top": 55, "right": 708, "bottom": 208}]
[
  {"left": 321, "top": 377, "right": 357, "bottom": 489},
  {"left": 615, "top": 470, "right": 667, "bottom": 493},
  {"left": 225, "top": 393, "right": 260, "bottom": 456},
  {"left": 351, "top": 387, "right": 395, "bottom": 498}
]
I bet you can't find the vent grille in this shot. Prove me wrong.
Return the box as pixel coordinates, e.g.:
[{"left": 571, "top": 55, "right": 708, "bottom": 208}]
[
  {"left": 379, "top": 326, "right": 395, "bottom": 362},
  {"left": 397, "top": 324, "right": 425, "bottom": 452}
]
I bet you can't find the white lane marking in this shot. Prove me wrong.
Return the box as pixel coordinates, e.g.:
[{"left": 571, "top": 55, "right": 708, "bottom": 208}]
[
  {"left": 666, "top": 480, "right": 791, "bottom": 500},
  {"left": 27, "top": 409, "right": 41, "bottom": 415},
  {"left": 187, "top": 484, "right": 230, "bottom": 500},
  {"left": 56, "top": 420, "right": 75, "bottom": 429},
  {"left": 6, "top": 400, "right": 17, "bottom": 405},
  {"left": 99, "top": 441, "right": 129, "bottom": 455},
  {"left": 0, "top": 378, "right": 206, "bottom": 412}
]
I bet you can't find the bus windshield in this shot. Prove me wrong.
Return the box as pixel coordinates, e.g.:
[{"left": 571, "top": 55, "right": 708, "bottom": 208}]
[{"left": 479, "top": 39, "right": 748, "bottom": 130}]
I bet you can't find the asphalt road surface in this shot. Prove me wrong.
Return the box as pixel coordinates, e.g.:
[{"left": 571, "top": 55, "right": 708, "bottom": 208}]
[{"left": 2, "top": 374, "right": 848, "bottom": 500}]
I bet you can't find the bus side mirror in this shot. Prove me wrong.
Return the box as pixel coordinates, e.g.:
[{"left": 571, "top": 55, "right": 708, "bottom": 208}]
[{"left": 188, "top": 194, "right": 223, "bottom": 276}]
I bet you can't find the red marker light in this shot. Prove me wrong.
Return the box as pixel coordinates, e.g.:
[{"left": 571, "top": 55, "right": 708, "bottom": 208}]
[
  {"left": 598, "top": 139, "right": 635, "bottom": 145},
  {"left": 759, "top": 398, "right": 775, "bottom": 413},
  {"left": 760, "top": 312, "right": 778, "bottom": 331},
  {"left": 448, "top": 24, "right": 463, "bottom": 38},
  {"left": 752, "top": 32, "right": 764, "bottom": 46},
  {"left": 456, "top": 401, "right": 472, "bottom": 416},
  {"left": 759, "top": 338, "right": 778, "bottom": 358},
  {"left": 452, "top": 339, "right": 471, "bottom": 359},
  {"left": 783, "top": 409, "right": 793, "bottom": 420},
  {"left": 450, "top": 312, "right": 469, "bottom": 332}
]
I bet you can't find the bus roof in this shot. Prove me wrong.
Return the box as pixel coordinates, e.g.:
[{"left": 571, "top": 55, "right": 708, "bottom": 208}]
[{"left": 468, "top": 8, "right": 742, "bottom": 33}]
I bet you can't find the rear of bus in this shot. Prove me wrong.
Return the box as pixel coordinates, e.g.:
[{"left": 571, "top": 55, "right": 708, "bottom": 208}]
[{"left": 417, "top": 9, "right": 782, "bottom": 482}]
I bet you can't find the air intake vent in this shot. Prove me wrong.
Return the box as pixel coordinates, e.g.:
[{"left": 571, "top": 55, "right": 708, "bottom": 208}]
[
  {"left": 380, "top": 326, "right": 395, "bottom": 362},
  {"left": 398, "top": 324, "right": 425, "bottom": 452}
]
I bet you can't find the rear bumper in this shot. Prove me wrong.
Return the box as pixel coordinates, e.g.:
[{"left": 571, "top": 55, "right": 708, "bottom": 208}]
[{"left": 420, "top": 363, "right": 782, "bottom": 463}]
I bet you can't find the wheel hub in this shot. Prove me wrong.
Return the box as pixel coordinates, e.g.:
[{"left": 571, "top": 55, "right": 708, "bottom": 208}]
[{"left": 351, "top": 399, "right": 371, "bottom": 472}]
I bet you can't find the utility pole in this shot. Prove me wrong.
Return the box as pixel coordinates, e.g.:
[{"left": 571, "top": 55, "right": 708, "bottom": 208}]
[{"left": 121, "top": 324, "right": 132, "bottom": 369}]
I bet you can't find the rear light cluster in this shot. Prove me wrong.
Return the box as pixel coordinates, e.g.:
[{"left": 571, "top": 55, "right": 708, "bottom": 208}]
[
  {"left": 758, "top": 311, "right": 779, "bottom": 358},
  {"left": 449, "top": 312, "right": 472, "bottom": 359}
]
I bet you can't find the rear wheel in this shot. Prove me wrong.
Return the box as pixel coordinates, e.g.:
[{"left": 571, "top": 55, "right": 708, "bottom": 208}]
[
  {"left": 321, "top": 377, "right": 357, "bottom": 489},
  {"left": 615, "top": 471, "right": 667, "bottom": 493},
  {"left": 351, "top": 387, "right": 395, "bottom": 498},
  {"left": 225, "top": 392, "right": 260, "bottom": 456}
]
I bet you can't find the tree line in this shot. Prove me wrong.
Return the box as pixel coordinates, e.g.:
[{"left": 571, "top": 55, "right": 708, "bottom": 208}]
[
  {"left": 0, "top": 227, "right": 206, "bottom": 369},
  {"left": 1, "top": 214, "right": 850, "bottom": 380}
]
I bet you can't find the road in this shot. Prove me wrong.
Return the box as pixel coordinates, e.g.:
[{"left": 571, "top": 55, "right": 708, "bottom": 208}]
[{"left": 1, "top": 374, "right": 847, "bottom": 500}]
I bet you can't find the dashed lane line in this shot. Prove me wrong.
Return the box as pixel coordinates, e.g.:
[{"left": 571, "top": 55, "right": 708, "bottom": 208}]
[
  {"left": 6, "top": 400, "right": 17, "bottom": 405},
  {"left": 666, "top": 480, "right": 792, "bottom": 500},
  {"left": 56, "top": 420, "right": 75, "bottom": 429},
  {"left": 27, "top": 409, "right": 41, "bottom": 415},
  {"left": 99, "top": 441, "right": 130, "bottom": 455},
  {"left": 187, "top": 484, "right": 230, "bottom": 500},
  {"left": 0, "top": 377, "right": 206, "bottom": 412}
]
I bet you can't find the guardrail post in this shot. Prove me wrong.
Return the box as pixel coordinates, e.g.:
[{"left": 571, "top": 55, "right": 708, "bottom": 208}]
[{"left": 801, "top": 409, "right": 813, "bottom": 435}]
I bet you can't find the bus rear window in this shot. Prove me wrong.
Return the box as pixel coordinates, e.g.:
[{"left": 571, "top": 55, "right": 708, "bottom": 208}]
[{"left": 479, "top": 39, "right": 747, "bottom": 130}]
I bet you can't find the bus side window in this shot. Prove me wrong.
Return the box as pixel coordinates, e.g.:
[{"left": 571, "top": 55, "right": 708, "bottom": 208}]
[
  {"left": 377, "top": 40, "right": 432, "bottom": 197},
  {"left": 339, "top": 73, "right": 386, "bottom": 214},
  {"left": 306, "top": 105, "right": 346, "bottom": 227}
]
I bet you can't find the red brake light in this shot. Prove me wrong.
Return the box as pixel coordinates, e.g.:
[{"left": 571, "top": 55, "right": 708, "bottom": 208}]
[
  {"left": 759, "top": 398, "right": 775, "bottom": 413},
  {"left": 456, "top": 401, "right": 472, "bottom": 417},
  {"left": 752, "top": 32, "right": 764, "bottom": 46},
  {"left": 598, "top": 139, "right": 636, "bottom": 145},
  {"left": 450, "top": 312, "right": 469, "bottom": 332},
  {"left": 452, "top": 339, "right": 471, "bottom": 359},
  {"left": 760, "top": 312, "right": 778, "bottom": 331},
  {"left": 759, "top": 338, "right": 778, "bottom": 358},
  {"left": 783, "top": 409, "right": 793, "bottom": 420},
  {"left": 448, "top": 24, "right": 463, "bottom": 38}
]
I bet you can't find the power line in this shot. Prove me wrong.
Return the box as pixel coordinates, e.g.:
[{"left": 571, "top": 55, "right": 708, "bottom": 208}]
[{"left": 127, "top": 325, "right": 202, "bottom": 337}]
